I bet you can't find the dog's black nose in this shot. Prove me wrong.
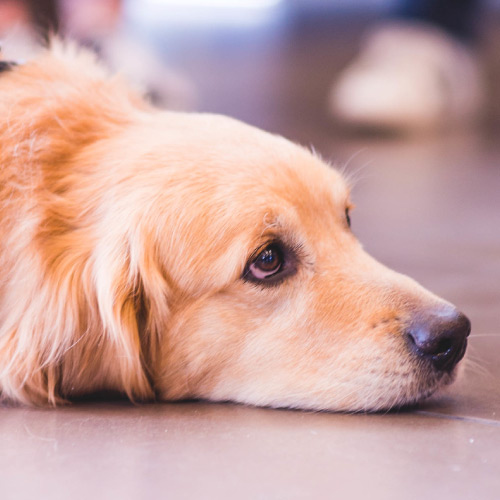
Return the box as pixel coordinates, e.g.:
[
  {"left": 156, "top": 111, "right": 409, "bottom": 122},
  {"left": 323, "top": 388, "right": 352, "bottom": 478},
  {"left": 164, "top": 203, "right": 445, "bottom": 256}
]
[{"left": 406, "top": 309, "right": 471, "bottom": 372}]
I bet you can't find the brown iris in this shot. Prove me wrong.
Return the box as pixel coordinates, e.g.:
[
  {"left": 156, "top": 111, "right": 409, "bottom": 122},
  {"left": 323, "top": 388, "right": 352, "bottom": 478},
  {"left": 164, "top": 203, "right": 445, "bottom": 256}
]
[{"left": 248, "top": 243, "right": 283, "bottom": 280}]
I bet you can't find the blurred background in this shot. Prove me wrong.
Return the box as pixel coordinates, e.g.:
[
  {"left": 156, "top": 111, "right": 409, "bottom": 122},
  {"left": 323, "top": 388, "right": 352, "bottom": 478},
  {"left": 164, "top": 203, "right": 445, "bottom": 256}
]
[{"left": 2, "top": 0, "right": 500, "bottom": 130}]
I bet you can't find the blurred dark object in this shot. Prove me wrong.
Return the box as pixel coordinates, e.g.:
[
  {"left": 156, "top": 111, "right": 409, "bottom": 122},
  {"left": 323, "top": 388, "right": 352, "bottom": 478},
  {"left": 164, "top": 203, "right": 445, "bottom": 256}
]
[
  {"left": 396, "top": 0, "right": 480, "bottom": 42},
  {"left": 25, "top": 0, "right": 59, "bottom": 37}
]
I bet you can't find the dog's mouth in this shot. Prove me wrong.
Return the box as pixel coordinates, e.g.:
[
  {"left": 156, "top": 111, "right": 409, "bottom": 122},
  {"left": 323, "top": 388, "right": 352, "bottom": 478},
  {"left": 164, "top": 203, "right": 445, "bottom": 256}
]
[
  {"left": 343, "top": 349, "right": 462, "bottom": 413},
  {"left": 387, "top": 360, "right": 460, "bottom": 413},
  {"left": 346, "top": 312, "right": 469, "bottom": 412}
]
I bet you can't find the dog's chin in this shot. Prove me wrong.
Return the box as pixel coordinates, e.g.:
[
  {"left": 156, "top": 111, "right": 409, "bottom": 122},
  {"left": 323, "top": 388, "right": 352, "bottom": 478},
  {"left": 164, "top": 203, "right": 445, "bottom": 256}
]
[
  {"left": 196, "top": 363, "right": 458, "bottom": 415},
  {"left": 371, "top": 367, "right": 458, "bottom": 413}
]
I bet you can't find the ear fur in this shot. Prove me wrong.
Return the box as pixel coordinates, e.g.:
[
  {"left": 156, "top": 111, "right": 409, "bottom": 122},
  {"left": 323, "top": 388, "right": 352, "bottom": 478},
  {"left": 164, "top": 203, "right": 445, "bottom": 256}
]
[
  {"left": 91, "top": 226, "right": 171, "bottom": 402},
  {"left": 0, "top": 226, "right": 170, "bottom": 405}
]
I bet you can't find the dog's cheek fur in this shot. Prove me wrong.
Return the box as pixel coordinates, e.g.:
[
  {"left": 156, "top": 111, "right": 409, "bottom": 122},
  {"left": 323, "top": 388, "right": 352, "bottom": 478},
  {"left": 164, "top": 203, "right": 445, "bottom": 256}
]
[{"left": 155, "top": 283, "right": 399, "bottom": 411}]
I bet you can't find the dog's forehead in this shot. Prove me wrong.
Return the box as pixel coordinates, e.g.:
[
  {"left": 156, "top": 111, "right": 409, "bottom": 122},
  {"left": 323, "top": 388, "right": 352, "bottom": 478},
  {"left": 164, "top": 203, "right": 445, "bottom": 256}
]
[
  {"left": 128, "top": 112, "right": 350, "bottom": 242},
  {"left": 155, "top": 112, "right": 349, "bottom": 204}
]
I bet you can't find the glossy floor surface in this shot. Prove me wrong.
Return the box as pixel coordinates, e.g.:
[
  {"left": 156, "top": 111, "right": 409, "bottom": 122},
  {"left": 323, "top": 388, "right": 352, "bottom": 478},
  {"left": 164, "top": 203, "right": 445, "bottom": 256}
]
[{"left": 1, "top": 9, "right": 500, "bottom": 500}]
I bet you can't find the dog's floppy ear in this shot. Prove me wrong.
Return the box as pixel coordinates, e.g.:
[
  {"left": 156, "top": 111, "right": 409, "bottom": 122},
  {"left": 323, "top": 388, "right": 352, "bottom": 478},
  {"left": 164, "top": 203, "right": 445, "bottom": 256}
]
[
  {"left": 92, "top": 226, "right": 171, "bottom": 402},
  {"left": 0, "top": 228, "right": 170, "bottom": 406}
]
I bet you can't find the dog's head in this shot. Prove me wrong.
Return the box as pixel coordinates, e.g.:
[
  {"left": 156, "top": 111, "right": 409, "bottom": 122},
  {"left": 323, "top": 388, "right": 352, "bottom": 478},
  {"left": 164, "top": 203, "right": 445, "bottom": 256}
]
[{"left": 0, "top": 44, "right": 469, "bottom": 410}]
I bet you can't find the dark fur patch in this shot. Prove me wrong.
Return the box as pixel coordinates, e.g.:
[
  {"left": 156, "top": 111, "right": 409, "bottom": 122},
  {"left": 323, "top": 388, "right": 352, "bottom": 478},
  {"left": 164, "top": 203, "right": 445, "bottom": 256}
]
[{"left": 0, "top": 61, "right": 18, "bottom": 73}]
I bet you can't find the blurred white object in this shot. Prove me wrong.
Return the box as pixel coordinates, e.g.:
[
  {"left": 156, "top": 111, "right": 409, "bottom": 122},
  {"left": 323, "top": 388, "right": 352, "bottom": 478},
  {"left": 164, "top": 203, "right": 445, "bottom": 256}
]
[
  {"left": 140, "top": 0, "right": 282, "bottom": 7},
  {"left": 126, "top": 0, "right": 285, "bottom": 28},
  {"left": 97, "top": 33, "right": 198, "bottom": 110},
  {"left": 329, "top": 23, "right": 484, "bottom": 133},
  {"left": 0, "top": 24, "right": 41, "bottom": 61},
  {"left": 1, "top": 27, "right": 197, "bottom": 111}
]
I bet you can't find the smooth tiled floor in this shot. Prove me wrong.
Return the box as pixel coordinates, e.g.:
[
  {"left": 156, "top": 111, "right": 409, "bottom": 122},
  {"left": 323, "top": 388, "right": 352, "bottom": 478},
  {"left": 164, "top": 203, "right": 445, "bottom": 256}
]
[
  {"left": 1, "top": 9, "right": 500, "bottom": 500},
  {"left": 2, "top": 400, "right": 500, "bottom": 500}
]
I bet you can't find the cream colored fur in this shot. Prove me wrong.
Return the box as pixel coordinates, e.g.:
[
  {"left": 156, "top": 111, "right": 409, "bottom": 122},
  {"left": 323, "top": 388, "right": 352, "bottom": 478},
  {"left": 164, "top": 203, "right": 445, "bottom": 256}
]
[{"left": 0, "top": 42, "right": 459, "bottom": 410}]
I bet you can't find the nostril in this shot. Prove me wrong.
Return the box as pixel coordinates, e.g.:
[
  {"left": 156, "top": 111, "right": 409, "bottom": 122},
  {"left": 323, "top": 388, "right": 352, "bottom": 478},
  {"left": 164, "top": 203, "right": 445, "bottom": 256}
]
[
  {"left": 435, "top": 338, "right": 453, "bottom": 356},
  {"left": 406, "top": 309, "right": 470, "bottom": 372}
]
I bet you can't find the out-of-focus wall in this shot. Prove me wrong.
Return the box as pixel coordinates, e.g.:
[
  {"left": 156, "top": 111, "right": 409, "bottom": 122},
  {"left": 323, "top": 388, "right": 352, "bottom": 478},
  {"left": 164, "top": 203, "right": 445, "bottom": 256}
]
[{"left": 288, "top": 0, "right": 499, "bottom": 8}]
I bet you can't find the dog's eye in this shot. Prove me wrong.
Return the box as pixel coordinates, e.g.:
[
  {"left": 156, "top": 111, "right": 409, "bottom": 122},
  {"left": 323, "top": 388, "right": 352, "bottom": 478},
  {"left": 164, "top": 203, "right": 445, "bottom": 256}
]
[
  {"left": 243, "top": 240, "right": 300, "bottom": 286},
  {"left": 345, "top": 207, "right": 351, "bottom": 228},
  {"left": 248, "top": 243, "right": 283, "bottom": 280}
]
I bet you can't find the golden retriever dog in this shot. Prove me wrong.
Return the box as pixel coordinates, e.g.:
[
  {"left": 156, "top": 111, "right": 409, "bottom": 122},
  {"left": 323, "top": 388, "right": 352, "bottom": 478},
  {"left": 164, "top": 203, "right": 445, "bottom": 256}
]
[{"left": 0, "top": 42, "right": 470, "bottom": 411}]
